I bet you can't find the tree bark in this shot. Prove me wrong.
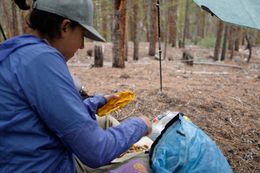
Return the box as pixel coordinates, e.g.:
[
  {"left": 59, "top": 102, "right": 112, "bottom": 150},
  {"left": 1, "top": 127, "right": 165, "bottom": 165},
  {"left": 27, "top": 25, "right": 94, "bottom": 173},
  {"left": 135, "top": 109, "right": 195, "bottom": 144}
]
[
  {"left": 124, "top": 7, "right": 128, "bottom": 62},
  {"left": 148, "top": 0, "right": 157, "bottom": 56},
  {"left": 133, "top": 1, "right": 139, "bottom": 61},
  {"left": 112, "top": 0, "right": 127, "bottom": 68},
  {"left": 229, "top": 26, "right": 235, "bottom": 59},
  {"left": 101, "top": 1, "right": 109, "bottom": 41},
  {"left": 182, "top": 0, "right": 190, "bottom": 48},
  {"left": 257, "top": 31, "right": 260, "bottom": 45},
  {"left": 197, "top": 9, "right": 206, "bottom": 40},
  {"left": 245, "top": 34, "right": 252, "bottom": 63},
  {"left": 163, "top": 1, "right": 168, "bottom": 60},
  {"left": 221, "top": 24, "right": 229, "bottom": 61},
  {"left": 94, "top": 44, "right": 104, "bottom": 67},
  {"left": 143, "top": 0, "right": 150, "bottom": 42},
  {"left": 235, "top": 27, "right": 241, "bottom": 51},
  {"left": 168, "top": 0, "right": 177, "bottom": 47},
  {"left": 214, "top": 20, "right": 224, "bottom": 61},
  {"left": 128, "top": 1, "right": 134, "bottom": 42}
]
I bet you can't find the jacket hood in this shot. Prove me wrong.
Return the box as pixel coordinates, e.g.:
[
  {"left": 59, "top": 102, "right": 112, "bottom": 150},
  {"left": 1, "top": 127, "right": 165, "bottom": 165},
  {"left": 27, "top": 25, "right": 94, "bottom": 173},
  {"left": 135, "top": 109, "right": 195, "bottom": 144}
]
[{"left": 0, "top": 34, "right": 45, "bottom": 63}]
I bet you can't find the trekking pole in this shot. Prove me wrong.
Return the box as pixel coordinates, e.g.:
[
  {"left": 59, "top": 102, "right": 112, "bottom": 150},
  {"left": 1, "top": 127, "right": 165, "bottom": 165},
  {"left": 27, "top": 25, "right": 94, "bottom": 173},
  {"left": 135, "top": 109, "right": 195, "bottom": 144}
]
[{"left": 156, "top": 0, "right": 163, "bottom": 92}]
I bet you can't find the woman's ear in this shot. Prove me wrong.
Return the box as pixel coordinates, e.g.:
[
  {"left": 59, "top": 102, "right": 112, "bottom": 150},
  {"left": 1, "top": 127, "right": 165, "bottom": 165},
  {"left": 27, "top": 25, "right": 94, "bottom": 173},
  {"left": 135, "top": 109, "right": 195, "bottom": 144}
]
[{"left": 60, "top": 19, "right": 71, "bottom": 37}]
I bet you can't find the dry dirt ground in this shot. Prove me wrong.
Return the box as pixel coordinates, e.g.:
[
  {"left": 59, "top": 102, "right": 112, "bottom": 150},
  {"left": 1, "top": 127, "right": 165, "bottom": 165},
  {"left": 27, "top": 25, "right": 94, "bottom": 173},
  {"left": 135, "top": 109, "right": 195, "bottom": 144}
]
[{"left": 69, "top": 42, "right": 260, "bottom": 173}]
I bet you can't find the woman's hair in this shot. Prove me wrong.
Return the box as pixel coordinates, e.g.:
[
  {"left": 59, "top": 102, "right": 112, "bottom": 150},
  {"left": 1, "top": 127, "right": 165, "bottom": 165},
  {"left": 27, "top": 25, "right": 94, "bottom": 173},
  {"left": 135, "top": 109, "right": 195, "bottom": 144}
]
[
  {"left": 28, "top": 9, "right": 79, "bottom": 38},
  {"left": 14, "top": 0, "right": 30, "bottom": 10},
  {"left": 14, "top": 0, "right": 79, "bottom": 38}
]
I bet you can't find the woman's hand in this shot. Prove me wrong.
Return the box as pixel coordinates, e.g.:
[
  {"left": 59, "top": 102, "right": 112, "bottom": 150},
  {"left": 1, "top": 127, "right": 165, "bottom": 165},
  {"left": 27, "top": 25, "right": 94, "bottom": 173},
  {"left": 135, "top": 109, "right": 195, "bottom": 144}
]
[
  {"left": 104, "top": 94, "right": 152, "bottom": 136},
  {"left": 104, "top": 94, "right": 119, "bottom": 102},
  {"left": 139, "top": 116, "right": 152, "bottom": 136}
]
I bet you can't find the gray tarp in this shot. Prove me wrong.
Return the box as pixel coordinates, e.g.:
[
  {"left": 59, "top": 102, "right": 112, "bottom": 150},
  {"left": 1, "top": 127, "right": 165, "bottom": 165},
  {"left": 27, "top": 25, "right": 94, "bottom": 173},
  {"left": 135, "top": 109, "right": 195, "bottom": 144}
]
[{"left": 193, "top": 0, "right": 260, "bottom": 30}]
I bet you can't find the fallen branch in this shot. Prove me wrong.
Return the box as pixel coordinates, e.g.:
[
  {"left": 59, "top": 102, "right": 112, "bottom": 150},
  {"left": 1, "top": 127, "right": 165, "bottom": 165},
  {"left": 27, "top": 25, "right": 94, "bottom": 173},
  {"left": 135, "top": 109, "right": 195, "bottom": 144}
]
[
  {"left": 176, "top": 70, "right": 229, "bottom": 75},
  {"left": 68, "top": 63, "right": 90, "bottom": 67},
  {"left": 193, "top": 62, "right": 243, "bottom": 69},
  {"left": 171, "top": 59, "right": 243, "bottom": 69}
]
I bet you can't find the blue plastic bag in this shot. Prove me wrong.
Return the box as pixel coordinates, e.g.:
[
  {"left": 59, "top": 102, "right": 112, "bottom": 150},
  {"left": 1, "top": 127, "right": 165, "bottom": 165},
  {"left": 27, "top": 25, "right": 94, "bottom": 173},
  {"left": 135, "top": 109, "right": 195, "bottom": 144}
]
[{"left": 149, "top": 113, "right": 233, "bottom": 173}]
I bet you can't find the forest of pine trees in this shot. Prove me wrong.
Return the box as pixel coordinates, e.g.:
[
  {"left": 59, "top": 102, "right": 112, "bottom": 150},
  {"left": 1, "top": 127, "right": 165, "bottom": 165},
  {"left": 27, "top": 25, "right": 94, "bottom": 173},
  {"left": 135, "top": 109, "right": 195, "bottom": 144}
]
[{"left": 1, "top": 0, "right": 260, "bottom": 66}]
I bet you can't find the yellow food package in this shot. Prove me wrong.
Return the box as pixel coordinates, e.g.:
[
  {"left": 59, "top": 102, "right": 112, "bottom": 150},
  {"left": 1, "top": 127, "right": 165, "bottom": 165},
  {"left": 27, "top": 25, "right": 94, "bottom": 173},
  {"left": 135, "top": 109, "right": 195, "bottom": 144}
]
[{"left": 97, "top": 91, "right": 135, "bottom": 116}]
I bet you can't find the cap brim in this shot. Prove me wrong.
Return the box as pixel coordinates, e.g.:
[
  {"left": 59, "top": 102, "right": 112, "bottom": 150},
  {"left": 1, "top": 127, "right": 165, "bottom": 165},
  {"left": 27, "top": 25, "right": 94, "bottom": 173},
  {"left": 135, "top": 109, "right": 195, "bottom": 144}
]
[{"left": 80, "top": 24, "right": 106, "bottom": 42}]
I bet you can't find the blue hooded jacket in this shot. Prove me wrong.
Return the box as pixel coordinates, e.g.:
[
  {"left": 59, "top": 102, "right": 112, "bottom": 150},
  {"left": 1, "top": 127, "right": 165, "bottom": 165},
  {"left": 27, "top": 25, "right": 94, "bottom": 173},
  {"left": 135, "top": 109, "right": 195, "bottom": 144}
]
[{"left": 0, "top": 35, "right": 147, "bottom": 173}]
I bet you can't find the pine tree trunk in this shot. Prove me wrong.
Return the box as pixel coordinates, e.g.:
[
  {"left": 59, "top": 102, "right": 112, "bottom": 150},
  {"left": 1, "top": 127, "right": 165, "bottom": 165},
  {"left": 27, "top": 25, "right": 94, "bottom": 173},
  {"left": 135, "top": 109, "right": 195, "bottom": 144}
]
[
  {"left": 148, "top": 0, "right": 157, "bottom": 56},
  {"left": 182, "top": 0, "right": 190, "bottom": 48},
  {"left": 245, "top": 34, "right": 252, "bottom": 63},
  {"left": 112, "top": 0, "right": 127, "bottom": 68},
  {"left": 221, "top": 24, "right": 229, "bottom": 61},
  {"left": 94, "top": 44, "right": 104, "bottom": 67},
  {"left": 214, "top": 20, "right": 224, "bottom": 61},
  {"left": 257, "top": 31, "right": 260, "bottom": 45},
  {"left": 124, "top": 7, "right": 128, "bottom": 62},
  {"left": 143, "top": 0, "right": 150, "bottom": 42},
  {"left": 163, "top": 27, "right": 168, "bottom": 60},
  {"left": 229, "top": 26, "right": 235, "bottom": 59},
  {"left": 234, "top": 27, "right": 241, "bottom": 51},
  {"left": 163, "top": 0, "right": 170, "bottom": 60},
  {"left": 228, "top": 26, "right": 234, "bottom": 50},
  {"left": 133, "top": 1, "right": 139, "bottom": 61},
  {"left": 128, "top": 1, "right": 134, "bottom": 42},
  {"left": 101, "top": 1, "right": 109, "bottom": 41},
  {"left": 197, "top": 9, "right": 206, "bottom": 40},
  {"left": 168, "top": 0, "right": 177, "bottom": 47}
]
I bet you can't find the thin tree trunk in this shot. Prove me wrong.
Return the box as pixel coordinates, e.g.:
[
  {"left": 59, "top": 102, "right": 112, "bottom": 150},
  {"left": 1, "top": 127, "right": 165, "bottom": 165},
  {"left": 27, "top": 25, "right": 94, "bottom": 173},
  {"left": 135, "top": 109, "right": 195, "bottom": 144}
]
[
  {"left": 163, "top": 29, "right": 168, "bottom": 60},
  {"left": 257, "top": 31, "right": 260, "bottom": 45},
  {"left": 214, "top": 20, "right": 224, "bottom": 61},
  {"left": 229, "top": 26, "right": 235, "bottom": 59},
  {"left": 148, "top": 0, "right": 157, "bottom": 56},
  {"left": 163, "top": 0, "right": 169, "bottom": 60},
  {"left": 245, "top": 34, "right": 252, "bottom": 63},
  {"left": 128, "top": 1, "right": 134, "bottom": 42},
  {"left": 133, "top": 1, "right": 139, "bottom": 61},
  {"left": 168, "top": 0, "right": 177, "bottom": 47},
  {"left": 228, "top": 26, "right": 234, "bottom": 50},
  {"left": 182, "top": 0, "right": 190, "bottom": 48},
  {"left": 94, "top": 44, "right": 104, "bottom": 67},
  {"left": 124, "top": 7, "right": 128, "bottom": 62},
  {"left": 101, "top": 1, "right": 109, "bottom": 41},
  {"left": 143, "top": 0, "right": 150, "bottom": 42},
  {"left": 235, "top": 27, "right": 241, "bottom": 51},
  {"left": 197, "top": 9, "right": 206, "bottom": 39},
  {"left": 221, "top": 24, "right": 229, "bottom": 61}
]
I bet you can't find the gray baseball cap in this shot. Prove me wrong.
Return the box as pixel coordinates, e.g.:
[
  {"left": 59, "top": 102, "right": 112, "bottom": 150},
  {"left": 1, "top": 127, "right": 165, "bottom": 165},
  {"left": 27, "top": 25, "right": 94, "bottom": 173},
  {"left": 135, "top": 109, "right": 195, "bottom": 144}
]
[{"left": 32, "top": 0, "right": 105, "bottom": 42}]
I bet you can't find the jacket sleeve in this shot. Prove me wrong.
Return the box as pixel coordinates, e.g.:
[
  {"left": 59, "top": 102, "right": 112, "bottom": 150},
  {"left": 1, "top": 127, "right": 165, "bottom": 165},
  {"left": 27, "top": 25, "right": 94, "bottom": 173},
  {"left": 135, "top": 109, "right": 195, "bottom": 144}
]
[
  {"left": 16, "top": 51, "right": 148, "bottom": 168},
  {"left": 82, "top": 96, "right": 106, "bottom": 119}
]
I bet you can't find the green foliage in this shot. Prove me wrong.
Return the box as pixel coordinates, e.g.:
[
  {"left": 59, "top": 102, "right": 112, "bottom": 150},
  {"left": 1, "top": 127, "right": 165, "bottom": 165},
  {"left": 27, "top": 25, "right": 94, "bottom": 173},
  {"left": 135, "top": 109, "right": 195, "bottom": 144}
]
[{"left": 197, "top": 36, "right": 216, "bottom": 48}]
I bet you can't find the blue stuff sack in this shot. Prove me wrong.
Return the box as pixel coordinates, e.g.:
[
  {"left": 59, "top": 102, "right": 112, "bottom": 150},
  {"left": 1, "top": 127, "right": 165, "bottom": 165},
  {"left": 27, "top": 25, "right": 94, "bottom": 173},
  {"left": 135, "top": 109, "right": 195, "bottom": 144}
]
[{"left": 149, "top": 113, "right": 233, "bottom": 173}]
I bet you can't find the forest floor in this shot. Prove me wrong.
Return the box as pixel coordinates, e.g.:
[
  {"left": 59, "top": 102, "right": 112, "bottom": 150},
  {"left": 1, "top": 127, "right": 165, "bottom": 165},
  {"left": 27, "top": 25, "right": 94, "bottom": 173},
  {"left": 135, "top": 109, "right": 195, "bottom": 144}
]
[{"left": 69, "top": 42, "right": 260, "bottom": 173}]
